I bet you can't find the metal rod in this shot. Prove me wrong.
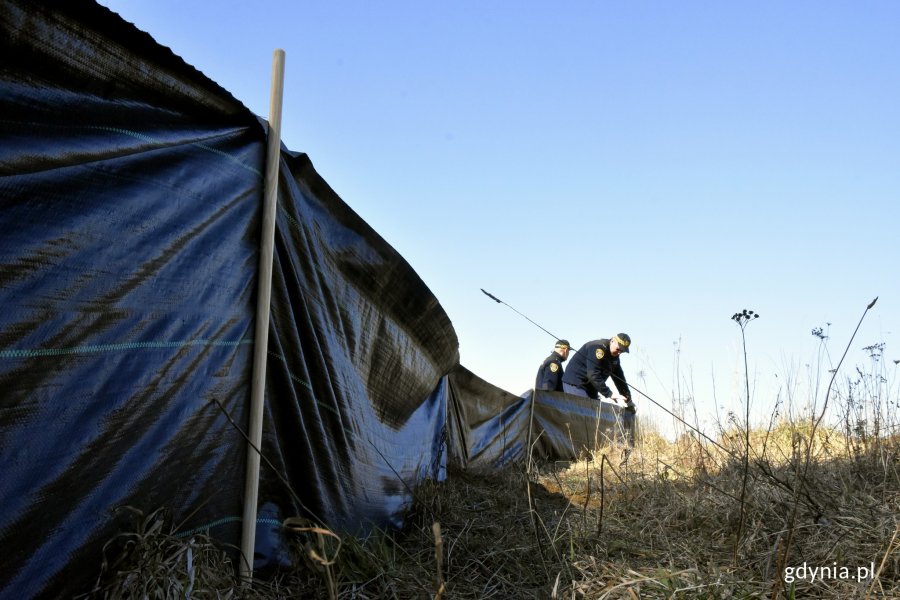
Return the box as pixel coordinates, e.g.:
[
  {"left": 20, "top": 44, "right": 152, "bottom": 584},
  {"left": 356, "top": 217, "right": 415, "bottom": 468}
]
[
  {"left": 481, "top": 288, "right": 561, "bottom": 340},
  {"left": 240, "top": 48, "right": 285, "bottom": 582}
]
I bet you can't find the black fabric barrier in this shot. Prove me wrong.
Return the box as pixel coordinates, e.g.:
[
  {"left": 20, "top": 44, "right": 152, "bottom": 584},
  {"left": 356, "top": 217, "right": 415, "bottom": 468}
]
[
  {"left": 1, "top": 3, "right": 636, "bottom": 598},
  {"left": 1, "top": 2, "right": 264, "bottom": 598},
  {"left": 447, "top": 366, "right": 633, "bottom": 470},
  {"left": 447, "top": 365, "right": 530, "bottom": 470},
  {"left": 1, "top": 2, "right": 459, "bottom": 597},
  {"left": 258, "top": 149, "right": 459, "bottom": 540},
  {"left": 530, "top": 389, "right": 635, "bottom": 461}
]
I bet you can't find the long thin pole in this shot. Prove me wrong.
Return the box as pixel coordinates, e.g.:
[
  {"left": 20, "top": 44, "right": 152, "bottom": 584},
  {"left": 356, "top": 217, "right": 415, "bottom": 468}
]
[
  {"left": 481, "top": 288, "right": 561, "bottom": 340},
  {"left": 240, "top": 48, "right": 285, "bottom": 582},
  {"left": 525, "top": 387, "right": 537, "bottom": 475}
]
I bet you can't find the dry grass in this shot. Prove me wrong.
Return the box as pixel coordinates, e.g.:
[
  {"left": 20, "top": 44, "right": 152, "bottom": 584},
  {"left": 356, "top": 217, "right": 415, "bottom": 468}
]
[
  {"left": 81, "top": 424, "right": 899, "bottom": 599},
  {"left": 550, "top": 436, "right": 900, "bottom": 599},
  {"left": 76, "top": 506, "right": 294, "bottom": 600}
]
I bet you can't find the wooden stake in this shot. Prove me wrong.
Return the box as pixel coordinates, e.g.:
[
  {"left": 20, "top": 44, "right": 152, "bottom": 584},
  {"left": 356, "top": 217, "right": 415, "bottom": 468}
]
[{"left": 240, "top": 48, "right": 285, "bottom": 582}]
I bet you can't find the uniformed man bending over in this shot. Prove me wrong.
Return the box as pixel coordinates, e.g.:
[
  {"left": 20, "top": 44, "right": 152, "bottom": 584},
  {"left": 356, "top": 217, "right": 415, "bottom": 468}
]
[
  {"left": 535, "top": 339, "right": 570, "bottom": 391},
  {"left": 562, "top": 333, "right": 635, "bottom": 412}
]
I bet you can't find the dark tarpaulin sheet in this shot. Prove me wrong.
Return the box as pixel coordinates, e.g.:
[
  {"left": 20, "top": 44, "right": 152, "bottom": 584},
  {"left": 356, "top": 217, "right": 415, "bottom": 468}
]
[
  {"left": 1, "top": 1, "right": 638, "bottom": 598},
  {"left": 0, "top": 1, "right": 458, "bottom": 598},
  {"left": 447, "top": 365, "right": 530, "bottom": 470},
  {"left": 529, "top": 389, "right": 635, "bottom": 461},
  {"left": 1, "top": 2, "right": 262, "bottom": 598},
  {"left": 260, "top": 148, "right": 459, "bottom": 537},
  {"left": 446, "top": 366, "right": 633, "bottom": 470}
]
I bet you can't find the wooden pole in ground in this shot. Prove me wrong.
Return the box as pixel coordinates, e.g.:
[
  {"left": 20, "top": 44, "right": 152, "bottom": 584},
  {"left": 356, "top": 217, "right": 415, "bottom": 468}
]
[
  {"left": 525, "top": 388, "right": 537, "bottom": 475},
  {"left": 240, "top": 48, "right": 285, "bottom": 582}
]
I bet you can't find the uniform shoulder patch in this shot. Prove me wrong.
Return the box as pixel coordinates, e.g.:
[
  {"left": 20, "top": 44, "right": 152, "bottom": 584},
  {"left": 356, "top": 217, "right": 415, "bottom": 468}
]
[
  {"left": 595, "top": 348, "right": 605, "bottom": 360},
  {"left": 550, "top": 363, "right": 559, "bottom": 372}
]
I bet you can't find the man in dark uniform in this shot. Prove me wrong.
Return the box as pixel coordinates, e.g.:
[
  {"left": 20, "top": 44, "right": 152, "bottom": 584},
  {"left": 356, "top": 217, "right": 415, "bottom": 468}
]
[
  {"left": 562, "top": 333, "right": 635, "bottom": 412},
  {"left": 535, "top": 339, "right": 570, "bottom": 391}
]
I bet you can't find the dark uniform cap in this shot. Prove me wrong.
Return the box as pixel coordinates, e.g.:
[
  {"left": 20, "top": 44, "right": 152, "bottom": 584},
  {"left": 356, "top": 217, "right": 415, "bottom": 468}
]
[
  {"left": 613, "top": 333, "right": 631, "bottom": 353},
  {"left": 555, "top": 339, "right": 570, "bottom": 349}
]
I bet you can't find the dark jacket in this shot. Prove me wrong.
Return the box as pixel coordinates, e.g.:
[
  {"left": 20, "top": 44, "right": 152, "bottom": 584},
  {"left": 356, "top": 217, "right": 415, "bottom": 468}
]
[
  {"left": 535, "top": 352, "right": 566, "bottom": 391},
  {"left": 561, "top": 338, "right": 630, "bottom": 400}
]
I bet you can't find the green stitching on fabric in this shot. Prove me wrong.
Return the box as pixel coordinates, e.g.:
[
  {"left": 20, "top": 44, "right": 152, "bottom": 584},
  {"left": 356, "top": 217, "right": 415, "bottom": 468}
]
[
  {"left": 278, "top": 204, "right": 301, "bottom": 230},
  {"left": 1, "top": 341, "right": 338, "bottom": 414},
  {"left": 267, "top": 350, "right": 313, "bottom": 390},
  {"left": 174, "top": 516, "right": 283, "bottom": 538},
  {"left": 266, "top": 350, "right": 341, "bottom": 417},
  {"left": 0, "top": 339, "right": 253, "bottom": 359}
]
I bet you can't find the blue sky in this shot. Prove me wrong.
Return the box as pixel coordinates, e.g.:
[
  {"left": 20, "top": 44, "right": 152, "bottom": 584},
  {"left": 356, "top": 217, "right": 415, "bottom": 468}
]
[{"left": 97, "top": 1, "right": 899, "bottom": 437}]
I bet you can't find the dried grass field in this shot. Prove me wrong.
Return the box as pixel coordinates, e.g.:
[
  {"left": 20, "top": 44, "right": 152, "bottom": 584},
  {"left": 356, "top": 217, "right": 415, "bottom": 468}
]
[{"left": 82, "top": 420, "right": 899, "bottom": 600}]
